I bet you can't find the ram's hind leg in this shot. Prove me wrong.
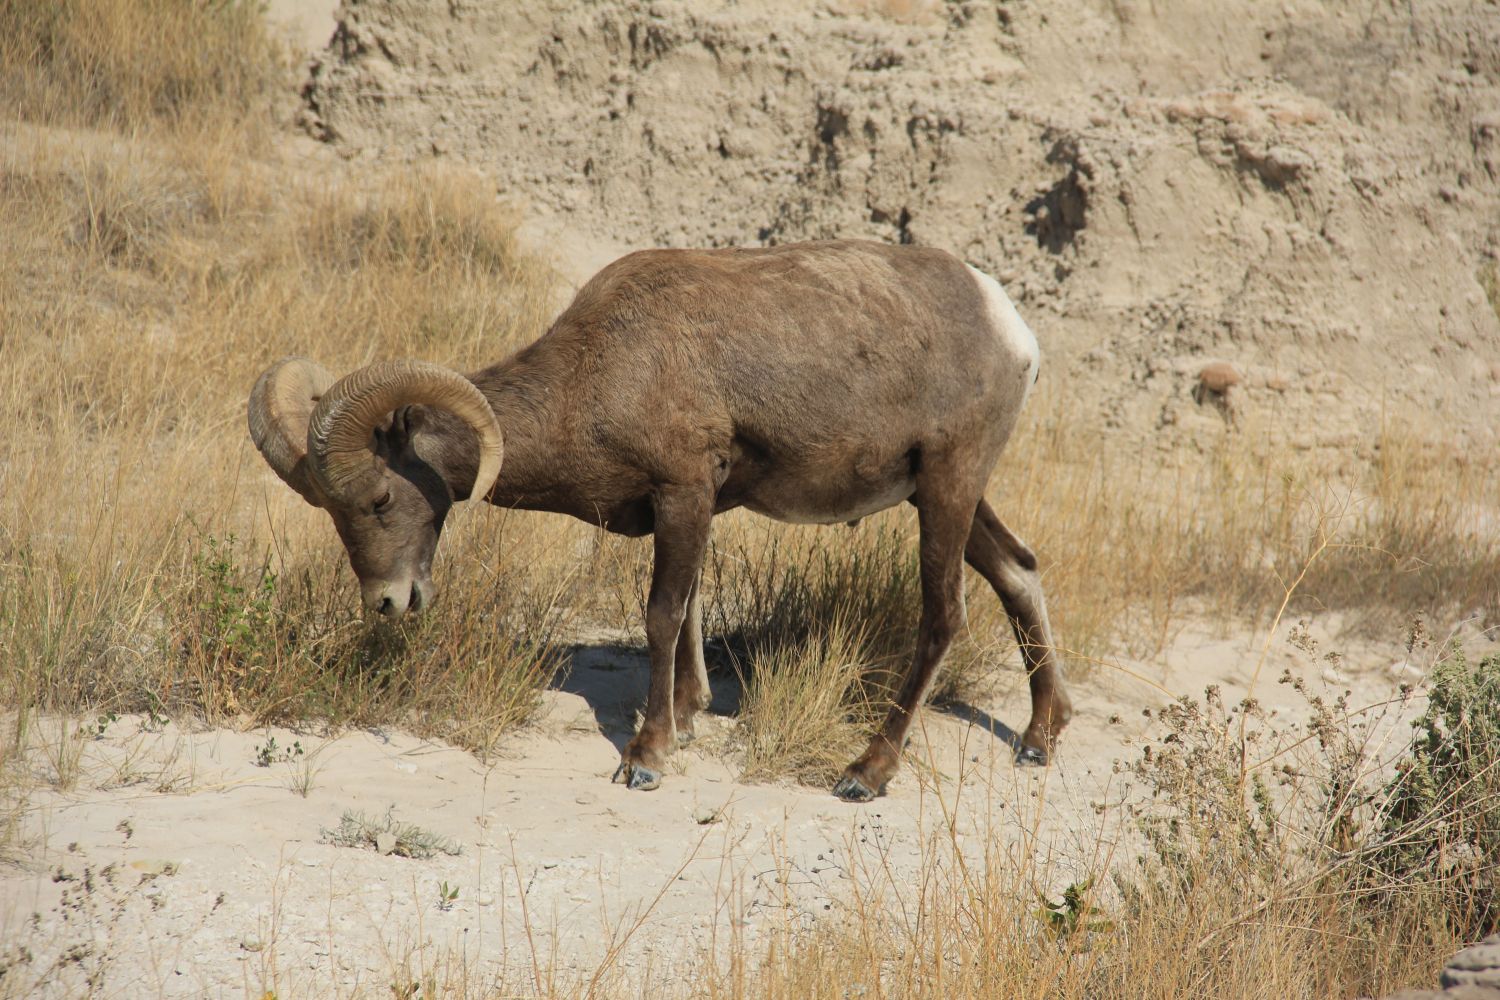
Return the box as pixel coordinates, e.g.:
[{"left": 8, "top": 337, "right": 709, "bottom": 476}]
[
  {"left": 673, "top": 571, "right": 712, "bottom": 743},
  {"left": 834, "top": 469, "right": 975, "bottom": 802},
  {"left": 963, "top": 499, "right": 1071, "bottom": 763}
]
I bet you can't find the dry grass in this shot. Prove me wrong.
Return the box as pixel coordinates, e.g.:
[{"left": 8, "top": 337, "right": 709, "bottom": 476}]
[
  {"left": 0, "top": 104, "right": 570, "bottom": 753},
  {"left": 997, "top": 390, "right": 1500, "bottom": 659},
  {"left": 195, "top": 642, "right": 1487, "bottom": 1000},
  {"left": 547, "top": 645, "right": 1500, "bottom": 999},
  {"left": 0, "top": 0, "right": 282, "bottom": 137},
  {"left": 734, "top": 617, "right": 878, "bottom": 783}
]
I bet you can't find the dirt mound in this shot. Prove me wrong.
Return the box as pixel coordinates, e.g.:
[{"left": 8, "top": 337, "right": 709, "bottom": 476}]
[{"left": 300, "top": 0, "right": 1500, "bottom": 456}]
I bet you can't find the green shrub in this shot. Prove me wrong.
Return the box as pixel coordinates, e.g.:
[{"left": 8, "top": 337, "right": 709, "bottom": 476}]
[{"left": 1373, "top": 647, "right": 1500, "bottom": 937}]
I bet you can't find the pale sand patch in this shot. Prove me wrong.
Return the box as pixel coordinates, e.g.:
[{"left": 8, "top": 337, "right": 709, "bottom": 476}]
[{"left": 262, "top": 0, "right": 340, "bottom": 52}]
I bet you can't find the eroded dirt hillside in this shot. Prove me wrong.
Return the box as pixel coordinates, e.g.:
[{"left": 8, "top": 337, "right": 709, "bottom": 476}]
[{"left": 300, "top": 0, "right": 1500, "bottom": 457}]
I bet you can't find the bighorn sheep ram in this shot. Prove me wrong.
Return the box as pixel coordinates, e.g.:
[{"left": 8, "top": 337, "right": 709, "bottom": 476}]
[{"left": 248, "top": 239, "right": 1072, "bottom": 801}]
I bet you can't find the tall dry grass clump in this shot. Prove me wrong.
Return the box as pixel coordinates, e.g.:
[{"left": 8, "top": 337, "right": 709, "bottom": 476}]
[
  {"left": 733, "top": 618, "right": 878, "bottom": 783},
  {"left": 705, "top": 517, "right": 1012, "bottom": 782},
  {"left": 1, "top": 97, "right": 570, "bottom": 753},
  {"left": 0, "top": 0, "right": 280, "bottom": 136}
]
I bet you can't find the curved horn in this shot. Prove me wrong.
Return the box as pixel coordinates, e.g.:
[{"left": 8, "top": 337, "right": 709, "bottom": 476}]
[
  {"left": 306, "top": 359, "right": 503, "bottom": 507},
  {"left": 248, "top": 357, "right": 335, "bottom": 506}
]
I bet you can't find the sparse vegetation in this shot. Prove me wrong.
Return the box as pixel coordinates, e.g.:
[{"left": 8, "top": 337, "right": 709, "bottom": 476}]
[
  {"left": 1368, "top": 646, "right": 1500, "bottom": 939},
  {"left": 693, "top": 652, "right": 1493, "bottom": 1000},
  {"left": 252, "top": 736, "right": 304, "bottom": 768},
  {"left": 0, "top": 56, "right": 568, "bottom": 751},
  {"left": 322, "top": 806, "right": 462, "bottom": 860}
]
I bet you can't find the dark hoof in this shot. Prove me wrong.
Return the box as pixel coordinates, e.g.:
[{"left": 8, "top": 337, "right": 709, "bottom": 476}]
[
  {"left": 1016, "top": 745, "right": 1050, "bottom": 767},
  {"left": 612, "top": 761, "right": 662, "bottom": 791},
  {"left": 832, "top": 775, "right": 879, "bottom": 802}
]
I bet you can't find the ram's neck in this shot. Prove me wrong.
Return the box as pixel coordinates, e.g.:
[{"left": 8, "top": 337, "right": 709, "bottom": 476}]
[{"left": 469, "top": 338, "right": 577, "bottom": 512}]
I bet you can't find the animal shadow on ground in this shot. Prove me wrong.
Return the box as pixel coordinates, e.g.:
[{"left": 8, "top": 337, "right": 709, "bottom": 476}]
[
  {"left": 932, "top": 698, "right": 1026, "bottom": 754},
  {"left": 553, "top": 640, "right": 744, "bottom": 754},
  {"left": 555, "top": 641, "right": 1025, "bottom": 762}
]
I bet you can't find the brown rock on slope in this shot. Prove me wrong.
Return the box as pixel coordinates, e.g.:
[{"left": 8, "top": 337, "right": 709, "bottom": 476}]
[
  {"left": 1373, "top": 933, "right": 1500, "bottom": 999},
  {"left": 300, "top": 0, "right": 1500, "bottom": 458},
  {"left": 1442, "top": 934, "right": 1500, "bottom": 991}
]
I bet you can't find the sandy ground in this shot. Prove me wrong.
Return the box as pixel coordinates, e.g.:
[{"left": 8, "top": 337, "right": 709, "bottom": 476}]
[
  {"left": 5, "top": 614, "right": 1483, "bottom": 998},
  {"left": 262, "top": 0, "right": 340, "bottom": 52}
]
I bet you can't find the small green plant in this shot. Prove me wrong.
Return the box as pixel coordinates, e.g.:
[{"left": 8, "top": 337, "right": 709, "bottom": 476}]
[
  {"left": 141, "top": 692, "right": 169, "bottom": 733},
  {"left": 193, "top": 533, "right": 279, "bottom": 670},
  {"left": 1037, "top": 878, "right": 1113, "bottom": 941},
  {"left": 320, "top": 806, "right": 461, "bottom": 860},
  {"left": 286, "top": 754, "right": 321, "bottom": 799},
  {"left": 84, "top": 712, "right": 119, "bottom": 740},
  {"left": 436, "top": 881, "right": 459, "bottom": 912},
  {"left": 1480, "top": 262, "right": 1500, "bottom": 327},
  {"left": 252, "top": 736, "right": 304, "bottom": 769}
]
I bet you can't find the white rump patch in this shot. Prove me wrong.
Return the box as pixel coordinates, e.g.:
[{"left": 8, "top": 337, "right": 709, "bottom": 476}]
[{"left": 965, "top": 264, "right": 1041, "bottom": 390}]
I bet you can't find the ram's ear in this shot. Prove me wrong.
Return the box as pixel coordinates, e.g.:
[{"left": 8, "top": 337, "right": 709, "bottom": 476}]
[
  {"left": 307, "top": 360, "right": 503, "bottom": 505},
  {"left": 382, "top": 405, "right": 425, "bottom": 452},
  {"left": 247, "top": 357, "right": 335, "bottom": 507}
]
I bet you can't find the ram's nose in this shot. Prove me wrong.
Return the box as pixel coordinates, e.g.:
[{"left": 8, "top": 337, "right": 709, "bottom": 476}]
[{"left": 362, "top": 579, "right": 434, "bottom": 619}]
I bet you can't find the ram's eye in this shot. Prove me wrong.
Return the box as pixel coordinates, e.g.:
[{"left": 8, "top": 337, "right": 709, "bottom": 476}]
[{"left": 373, "top": 490, "right": 393, "bottom": 513}]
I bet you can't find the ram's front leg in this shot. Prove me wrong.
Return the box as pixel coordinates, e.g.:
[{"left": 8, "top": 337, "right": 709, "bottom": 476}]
[{"left": 613, "top": 485, "right": 712, "bottom": 791}]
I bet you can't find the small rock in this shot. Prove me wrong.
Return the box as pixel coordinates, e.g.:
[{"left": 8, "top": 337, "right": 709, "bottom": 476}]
[
  {"left": 129, "top": 860, "right": 179, "bottom": 877},
  {"left": 1265, "top": 144, "right": 1314, "bottom": 176},
  {"left": 375, "top": 832, "right": 397, "bottom": 856},
  {"left": 692, "top": 804, "right": 722, "bottom": 825},
  {"left": 1194, "top": 361, "right": 1242, "bottom": 418},
  {"left": 241, "top": 936, "right": 264, "bottom": 953},
  {"left": 1441, "top": 933, "right": 1500, "bottom": 990},
  {"left": 1197, "top": 361, "right": 1242, "bottom": 394},
  {"left": 1385, "top": 660, "right": 1421, "bottom": 682}
]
